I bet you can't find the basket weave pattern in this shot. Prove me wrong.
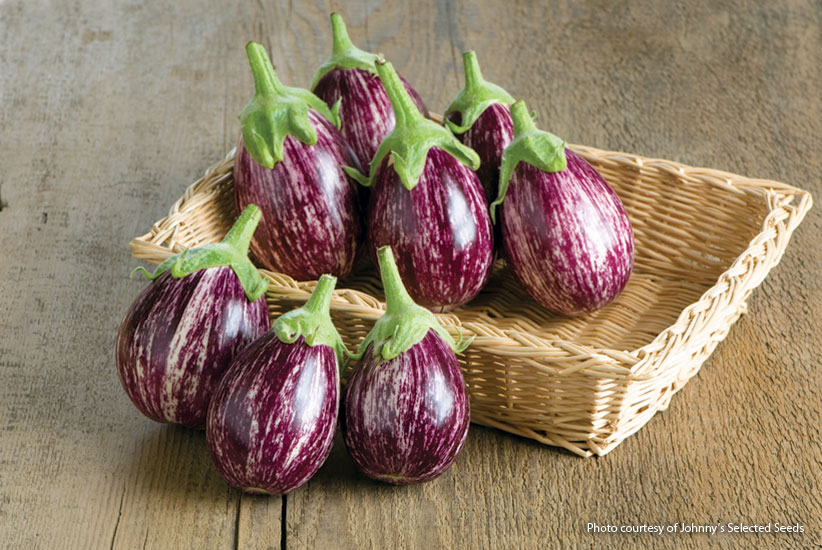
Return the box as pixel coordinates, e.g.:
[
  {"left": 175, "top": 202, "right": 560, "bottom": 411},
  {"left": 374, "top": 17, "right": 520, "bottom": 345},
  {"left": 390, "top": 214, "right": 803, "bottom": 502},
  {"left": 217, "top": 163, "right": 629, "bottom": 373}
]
[{"left": 131, "top": 144, "right": 811, "bottom": 457}]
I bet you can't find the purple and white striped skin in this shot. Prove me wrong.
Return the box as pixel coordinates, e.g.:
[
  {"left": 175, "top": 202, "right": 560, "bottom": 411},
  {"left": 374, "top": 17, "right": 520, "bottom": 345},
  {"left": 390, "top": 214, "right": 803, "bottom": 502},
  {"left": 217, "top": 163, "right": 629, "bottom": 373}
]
[
  {"left": 206, "top": 333, "right": 339, "bottom": 494},
  {"left": 345, "top": 59, "right": 490, "bottom": 311},
  {"left": 235, "top": 42, "right": 362, "bottom": 281},
  {"left": 311, "top": 13, "right": 428, "bottom": 173},
  {"left": 368, "top": 147, "right": 494, "bottom": 311},
  {"left": 500, "top": 147, "right": 634, "bottom": 315},
  {"left": 234, "top": 110, "right": 362, "bottom": 281},
  {"left": 444, "top": 51, "right": 516, "bottom": 205},
  {"left": 344, "top": 331, "right": 470, "bottom": 485},
  {"left": 206, "top": 274, "right": 345, "bottom": 494},
  {"left": 343, "top": 247, "right": 471, "bottom": 485},
  {"left": 449, "top": 103, "right": 514, "bottom": 204},
  {"left": 314, "top": 68, "right": 428, "bottom": 173},
  {"left": 116, "top": 268, "right": 269, "bottom": 428}
]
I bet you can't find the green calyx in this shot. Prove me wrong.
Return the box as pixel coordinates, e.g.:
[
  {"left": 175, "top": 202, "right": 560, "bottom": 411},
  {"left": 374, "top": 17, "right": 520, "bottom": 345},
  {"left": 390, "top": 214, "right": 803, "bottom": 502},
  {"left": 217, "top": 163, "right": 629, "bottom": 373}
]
[
  {"left": 356, "top": 246, "right": 472, "bottom": 363},
  {"left": 273, "top": 274, "right": 350, "bottom": 368},
  {"left": 241, "top": 42, "right": 341, "bottom": 170},
  {"left": 490, "top": 100, "right": 567, "bottom": 223},
  {"left": 444, "top": 50, "right": 515, "bottom": 135},
  {"left": 310, "top": 13, "right": 378, "bottom": 90},
  {"left": 343, "top": 59, "right": 480, "bottom": 191},
  {"left": 133, "top": 205, "right": 269, "bottom": 302}
]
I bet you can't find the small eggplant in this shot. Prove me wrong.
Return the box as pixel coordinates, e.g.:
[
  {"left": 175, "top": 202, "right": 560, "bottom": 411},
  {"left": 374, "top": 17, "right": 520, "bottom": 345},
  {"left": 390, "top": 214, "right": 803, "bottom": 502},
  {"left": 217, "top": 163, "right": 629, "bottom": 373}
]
[
  {"left": 234, "top": 42, "right": 362, "bottom": 281},
  {"left": 311, "top": 13, "right": 429, "bottom": 172},
  {"left": 207, "top": 275, "right": 347, "bottom": 494},
  {"left": 116, "top": 205, "right": 270, "bottom": 428},
  {"left": 343, "top": 246, "right": 471, "bottom": 485},
  {"left": 444, "top": 51, "right": 515, "bottom": 204},
  {"left": 347, "top": 59, "right": 493, "bottom": 311},
  {"left": 492, "top": 101, "right": 635, "bottom": 315}
]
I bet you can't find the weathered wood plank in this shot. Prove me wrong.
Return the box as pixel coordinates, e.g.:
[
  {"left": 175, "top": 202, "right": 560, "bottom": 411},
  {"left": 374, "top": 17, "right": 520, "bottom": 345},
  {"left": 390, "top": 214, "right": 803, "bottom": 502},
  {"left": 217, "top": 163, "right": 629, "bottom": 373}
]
[{"left": 0, "top": 0, "right": 281, "bottom": 548}]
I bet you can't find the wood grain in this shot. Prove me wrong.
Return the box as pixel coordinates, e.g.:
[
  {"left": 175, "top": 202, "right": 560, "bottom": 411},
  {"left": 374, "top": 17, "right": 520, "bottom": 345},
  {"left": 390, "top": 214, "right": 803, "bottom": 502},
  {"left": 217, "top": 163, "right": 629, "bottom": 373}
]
[{"left": 0, "top": 0, "right": 819, "bottom": 549}]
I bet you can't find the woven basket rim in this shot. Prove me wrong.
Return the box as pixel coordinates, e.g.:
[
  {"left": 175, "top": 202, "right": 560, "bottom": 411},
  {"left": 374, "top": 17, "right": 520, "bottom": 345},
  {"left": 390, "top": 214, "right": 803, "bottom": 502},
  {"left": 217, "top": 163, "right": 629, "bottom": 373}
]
[
  {"left": 128, "top": 141, "right": 812, "bottom": 456},
  {"left": 129, "top": 143, "right": 812, "bottom": 363}
]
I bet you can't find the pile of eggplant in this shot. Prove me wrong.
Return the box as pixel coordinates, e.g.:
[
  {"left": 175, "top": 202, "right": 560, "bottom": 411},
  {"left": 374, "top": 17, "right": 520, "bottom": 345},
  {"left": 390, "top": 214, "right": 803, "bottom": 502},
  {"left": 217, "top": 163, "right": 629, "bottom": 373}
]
[{"left": 116, "top": 13, "right": 634, "bottom": 494}]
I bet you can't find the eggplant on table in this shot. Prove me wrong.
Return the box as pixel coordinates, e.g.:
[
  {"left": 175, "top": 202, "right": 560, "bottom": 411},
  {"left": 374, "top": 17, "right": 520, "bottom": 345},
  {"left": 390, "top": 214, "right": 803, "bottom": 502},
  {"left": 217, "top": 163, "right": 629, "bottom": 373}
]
[
  {"left": 234, "top": 42, "right": 362, "bottom": 281},
  {"left": 116, "top": 205, "right": 271, "bottom": 429},
  {"left": 343, "top": 246, "right": 471, "bottom": 485},
  {"left": 346, "top": 58, "right": 494, "bottom": 312},
  {"left": 311, "top": 12, "right": 429, "bottom": 174},
  {"left": 444, "top": 50, "right": 515, "bottom": 204},
  {"left": 492, "top": 101, "right": 635, "bottom": 315},
  {"left": 207, "top": 274, "right": 347, "bottom": 495}
]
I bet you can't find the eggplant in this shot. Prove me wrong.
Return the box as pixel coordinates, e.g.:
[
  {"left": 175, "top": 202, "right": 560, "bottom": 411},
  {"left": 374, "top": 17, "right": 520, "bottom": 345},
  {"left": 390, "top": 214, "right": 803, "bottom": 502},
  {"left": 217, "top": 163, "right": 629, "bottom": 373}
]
[
  {"left": 444, "top": 51, "right": 515, "bottom": 203},
  {"left": 343, "top": 246, "right": 470, "bottom": 485},
  {"left": 116, "top": 205, "right": 270, "bottom": 428},
  {"left": 207, "top": 275, "right": 346, "bottom": 494},
  {"left": 234, "top": 42, "right": 362, "bottom": 281},
  {"left": 311, "top": 13, "right": 429, "bottom": 172},
  {"left": 492, "top": 101, "right": 634, "bottom": 315},
  {"left": 346, "top": 59, "right": 493, "bottom": 311}
]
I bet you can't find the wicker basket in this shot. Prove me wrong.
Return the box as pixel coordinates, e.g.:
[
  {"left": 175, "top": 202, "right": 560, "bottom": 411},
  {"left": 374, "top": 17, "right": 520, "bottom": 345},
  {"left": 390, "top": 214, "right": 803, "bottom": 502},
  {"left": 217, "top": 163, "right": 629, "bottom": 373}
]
[{"left": 130, "top": 142, "right": 811, "bottom": 457}]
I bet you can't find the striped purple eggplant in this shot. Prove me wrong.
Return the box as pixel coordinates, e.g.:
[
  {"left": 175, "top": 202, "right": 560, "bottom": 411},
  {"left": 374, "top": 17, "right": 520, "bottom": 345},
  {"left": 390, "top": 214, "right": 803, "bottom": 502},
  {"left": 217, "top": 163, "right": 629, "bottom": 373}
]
[
  {"left": 343, "top": 247, "right": 470, "bottom": 485},
  {"left": 233, "top": 42, "right": 362, "bottom": 281},
  {"left": 493, "top": 101, "right": 634, "bottom": 315},
  {"left": 347, "top": 59, "right": 493, "bottom": 311},
  {"left": 312, "top": 13, "right": 428, "bottom": 172},
  {"left": 454, "top": 103, "right": 513, "bottom": 204},
  {"left": 369, "top": 148, "right": 493, "bottom": 311},
  {"left": 116, "top": 205, "right": 270, "bottom": 428},
  {"left": 207, "top": 275, "right": 346, "bottom": 494},
  {"left": 445, "top": 51, "right": 515, "bottom": 203}
]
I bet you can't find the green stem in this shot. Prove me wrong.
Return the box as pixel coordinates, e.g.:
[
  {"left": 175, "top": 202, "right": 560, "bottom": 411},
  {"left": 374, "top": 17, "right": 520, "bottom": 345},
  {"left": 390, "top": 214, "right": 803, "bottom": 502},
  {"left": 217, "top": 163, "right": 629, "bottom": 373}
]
[
  {"left": 443, "top": 50, "right": 515, "bottom": 134},
  {"left": 271, "top": 273, "right": 350, "bottom": 367},
  {"left": 345, "top": 60, "right": 480, "bottom": 190},
  {"left": 133, "top": 205, "right": 268, "bottom": 302},
  {"left": 221, "top": 204, "right": 261, "bottom": 254},
  {"left": 375, "top": 60, "right": 425, "bottom": 128},
  {"left": 376, "top": 246, "right": 416, "bottom": 315},
  {"left": 355, "top": 246, "right": 472, "bottom": 362},
  {"left": 510, "top": 100, "right": 538, "bottom": 137},
  {"left": 330, "top": 13, "right": 356, "bottom": 55},
  {"left": 310, "top": 13, "right": 378, "bottom": 90},
  {"left": 246, "top": 42, "right": 283, "bottom": 96},
  {"left": 462, "top": 50, "right": 483, "bottom": 90},
  {"left": 302, "top": 274, "right": 336, "bottom": 315},
  {"left": 491, "top": 100, "right": 567, "bottom": 224},
  {"left": 240, "top": 42, "right": 339, "bottom": 169}
]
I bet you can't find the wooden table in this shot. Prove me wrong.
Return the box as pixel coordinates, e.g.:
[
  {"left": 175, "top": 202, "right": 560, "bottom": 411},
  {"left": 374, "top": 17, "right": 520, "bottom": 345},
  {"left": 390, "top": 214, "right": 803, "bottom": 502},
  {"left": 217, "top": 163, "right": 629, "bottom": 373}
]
[{"left": 1, "top": 1, "right": 819, "bottom": 548}]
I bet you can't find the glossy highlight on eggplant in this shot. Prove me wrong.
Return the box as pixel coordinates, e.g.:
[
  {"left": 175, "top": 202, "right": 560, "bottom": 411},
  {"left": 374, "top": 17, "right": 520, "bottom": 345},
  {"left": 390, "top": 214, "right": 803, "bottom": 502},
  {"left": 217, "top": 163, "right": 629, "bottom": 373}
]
[
  {"left": 343, "top": 247, "right": 471, "bottom": 485},
  {"left": 312, "top": 13, "right": 428, "bottom": 172},
  {"left": 234, "top": 42, "right": 362, "bottom": 281},
  {"left": 234, "top": 117, "right": 362, "bottom": 280},
  {"left": 351, "top": 59, "right": 492, "bottom": 311},
  {"left": 207, "top": 275, "right": 345, "bottom": 495},
  {"left": 116, "top": 206, "right": 270, "bottom": 428},
  {"left": 369, "top": 147, "right": 493, "bottom": 310},
  {"left": 495, "top": 101, "right": 634, "bottom": 315},
  {"left": 344, "top": 331, "right": 470, "bottom": 485}
]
